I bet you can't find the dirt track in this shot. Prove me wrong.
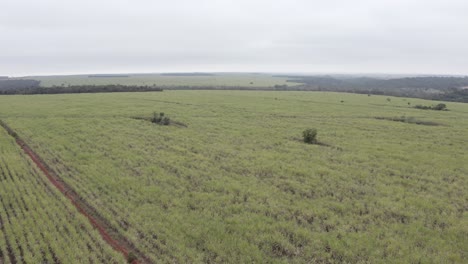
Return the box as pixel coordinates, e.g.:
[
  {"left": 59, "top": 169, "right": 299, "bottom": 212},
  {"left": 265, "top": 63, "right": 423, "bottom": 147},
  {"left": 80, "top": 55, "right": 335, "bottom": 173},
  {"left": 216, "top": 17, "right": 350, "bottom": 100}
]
[{"left": 0, "top": 120, "right": 151, "bottom": 264}]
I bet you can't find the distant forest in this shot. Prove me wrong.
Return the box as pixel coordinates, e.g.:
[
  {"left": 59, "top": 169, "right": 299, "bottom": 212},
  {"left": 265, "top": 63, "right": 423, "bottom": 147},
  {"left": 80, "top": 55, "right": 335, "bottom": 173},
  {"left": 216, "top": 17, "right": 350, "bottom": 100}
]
[
  {"left": 1, "top": 76, "right": 468, "bottom": 102},
  {"left": 0, "top": 81, "right": 162, "bottom": 94},
  {"left": 276, "top": 75, "right": 468, "bottom": 102},
  {"left": 161, "top": 73, "right": 215, "bottom": 76},
  {"left": 88, "top": 74, "right": 130, "bottom": 78},
  {"left": 0, "top": 79, "right": 40, "bottom": 91}
]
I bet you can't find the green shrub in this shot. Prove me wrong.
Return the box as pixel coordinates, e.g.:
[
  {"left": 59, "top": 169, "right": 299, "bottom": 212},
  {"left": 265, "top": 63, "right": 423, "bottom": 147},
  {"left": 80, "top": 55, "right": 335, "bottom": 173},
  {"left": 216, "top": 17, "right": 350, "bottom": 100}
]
[
  {"left": 414, "top": 103, "right": 447, "bottom": 111},
  {"left": 303, "top": 129, "right": 317, "bottom": 144},
  {"left": 433, "top": 103, "right": 447, "bottom": 111},
  {"left": 151, "top": 112, "right": 162, "bottom": 123},
  {"left": 162, "top": 117, "right": 171, "bottom": 125},
  {"left": 151, "top": 112, "right": 172, "bottom": 126}
]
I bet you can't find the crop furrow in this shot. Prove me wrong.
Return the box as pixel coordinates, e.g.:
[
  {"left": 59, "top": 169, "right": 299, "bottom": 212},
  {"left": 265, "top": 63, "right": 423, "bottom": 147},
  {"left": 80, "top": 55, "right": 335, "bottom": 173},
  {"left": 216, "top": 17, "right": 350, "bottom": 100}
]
[{"left": 0, "top": 120, "right": 150, "bottom": 264}]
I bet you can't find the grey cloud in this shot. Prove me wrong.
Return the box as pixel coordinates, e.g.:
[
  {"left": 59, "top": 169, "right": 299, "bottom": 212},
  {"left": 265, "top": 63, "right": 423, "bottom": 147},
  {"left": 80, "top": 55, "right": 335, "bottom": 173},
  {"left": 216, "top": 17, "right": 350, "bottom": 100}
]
[{"left": 1, "top": 0, "right": 467, "bottom": 76}]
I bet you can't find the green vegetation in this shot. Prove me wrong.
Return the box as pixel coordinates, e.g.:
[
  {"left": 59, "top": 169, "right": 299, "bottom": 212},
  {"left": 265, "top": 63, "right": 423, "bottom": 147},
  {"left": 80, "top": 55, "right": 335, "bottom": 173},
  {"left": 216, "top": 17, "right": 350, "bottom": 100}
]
[
  {"left": 374, "top": 116, "right": 441, "bottom": 126},
  {"left": 0, "top": 84, "right": 163, "bottom": 95},
  {"left": 152, "top": 112, "right": 171, "bottom": 125},
  {"left": 0, "top": 91, "right": 466, "bottom": 263},
  {"left": 26, "top": 73, "right": 298, "bottom": 87},
  {"left": 0, "top": 128, "right": 125, "bottom": 263},
  {"left": 6, "top": 74, "right": 468, "bottom": 103},
  {"left": 302, "top": 128, "right": 318, "bottom": 144},
  {"left": 280, "top": 75, "right": 468, "bottom": 102},
  {"left": 414, "top": 103, "right": 448, "bottom": 111}
]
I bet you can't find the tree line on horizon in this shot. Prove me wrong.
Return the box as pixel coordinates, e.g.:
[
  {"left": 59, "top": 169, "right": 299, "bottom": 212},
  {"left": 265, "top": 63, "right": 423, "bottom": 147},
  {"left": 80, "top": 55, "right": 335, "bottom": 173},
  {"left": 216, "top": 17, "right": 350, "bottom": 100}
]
[
  {"left": 1, "top": 76, "right": 467, "bottom": 102},
  {"left": 0, "top": 81, "right": 163, "bottom": 94},
  {"left": 277, "top": 75, "right": 468, "bottom": 102}
]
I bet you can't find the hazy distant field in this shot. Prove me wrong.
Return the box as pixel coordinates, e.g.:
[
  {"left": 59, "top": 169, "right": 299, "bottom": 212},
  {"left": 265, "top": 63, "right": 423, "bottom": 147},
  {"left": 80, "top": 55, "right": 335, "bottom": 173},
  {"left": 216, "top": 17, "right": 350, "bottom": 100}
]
[
  {"left": 27, "top": 73, "right": 300, "bottom": 87},
  {"left": 0, "top": 91, "right": 466, "bottom": 263}
]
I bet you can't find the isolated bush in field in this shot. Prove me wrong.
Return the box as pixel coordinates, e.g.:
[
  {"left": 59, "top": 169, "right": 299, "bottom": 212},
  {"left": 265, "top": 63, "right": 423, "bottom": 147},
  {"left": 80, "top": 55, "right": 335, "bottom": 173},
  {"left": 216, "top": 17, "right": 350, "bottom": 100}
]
[
  {"left": 10, "top": 131, "right": 18, "bottom": 139},
  {"left": 303, "top": 128, "right": 317, "bottom": 144},
  {"left": 414, "top": 103, "right": 447, "bottom": 111},
  {"left": 152, "top": 112, "right": 162, "bottom": 123},
  {"left": 151, "top": 112, "right": 171, "bottom": 125},
  {"left": 414, "top": 105, "right": 430, "bottom": 110},
  {"left": 433, "top": 103, "right": 447, "bottom": 111},
  {"left": 162, "top": 117, "right": 171, "bottom": 125},
  {"left": 374, "top": 116, "right": 441, "bottom": 126}
]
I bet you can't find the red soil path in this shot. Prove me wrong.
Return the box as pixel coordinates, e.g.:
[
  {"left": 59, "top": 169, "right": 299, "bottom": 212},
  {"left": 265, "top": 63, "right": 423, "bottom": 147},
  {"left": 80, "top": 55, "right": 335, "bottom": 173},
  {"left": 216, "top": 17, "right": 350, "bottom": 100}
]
[{"left": 0, "top": 120, "right": 151, "bottom": 264}]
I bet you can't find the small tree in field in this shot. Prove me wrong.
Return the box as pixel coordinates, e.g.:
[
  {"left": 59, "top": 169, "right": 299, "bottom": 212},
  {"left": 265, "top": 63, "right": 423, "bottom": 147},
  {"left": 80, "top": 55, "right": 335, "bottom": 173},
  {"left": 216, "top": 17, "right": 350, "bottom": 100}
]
[
  {"left": 152, "top": 112, "right": 162, "bottom": 123},
  {"left": 433, "top": 103, "right": 447, "bottom": 111},
  {"left": 161, "top": 117, "right": 171, "bottom": 125},
  {"left": 303, "top": 128, "right": 317, "bottom": 144},
  {"left": 151, "top": 112, "right": 171, "bottom": 125}
]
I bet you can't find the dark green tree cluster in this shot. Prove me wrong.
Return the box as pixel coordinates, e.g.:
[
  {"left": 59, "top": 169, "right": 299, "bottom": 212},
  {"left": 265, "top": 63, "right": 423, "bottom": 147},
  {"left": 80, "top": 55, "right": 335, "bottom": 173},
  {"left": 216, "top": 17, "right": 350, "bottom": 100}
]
[
  {"left": 151, "top": 112, "right": 171, "bottom": 125},
  {"left": 0, "top": 83, "right": 163, "bottom": 95},
  {"left": 279, "top": 76, "right": 468, "bottom": 92},
  {"left": 433, "top": 88, "right": 468, "bottom": 102},
  {"left": 414, "top": 103, "right": 447, "bottom": 111},
  {"left": 302, "top": 128, "right": 318, "bottom": 144},
  {"left": 273, "top": 75, "right": 468, "bottom": 102}
]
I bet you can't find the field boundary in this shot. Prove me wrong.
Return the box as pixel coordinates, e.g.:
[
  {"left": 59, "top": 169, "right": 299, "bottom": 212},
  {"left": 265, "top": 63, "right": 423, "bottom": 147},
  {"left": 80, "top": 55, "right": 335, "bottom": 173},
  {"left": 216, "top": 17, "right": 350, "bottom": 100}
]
[{"left": 0, "top": 120, "right": 151, "bottom": 264}]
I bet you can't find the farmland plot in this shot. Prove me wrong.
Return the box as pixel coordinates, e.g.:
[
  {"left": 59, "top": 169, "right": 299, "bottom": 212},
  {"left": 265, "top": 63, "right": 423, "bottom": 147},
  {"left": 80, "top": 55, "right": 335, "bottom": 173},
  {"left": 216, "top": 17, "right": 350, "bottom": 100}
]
[
  {"left": 27, "top": 73, "right": 299, "bottom": 88},
  {"left": 0, "top": 129, "right": 125, "bottom": 263},
  {"left": 0, "top": 91, "right": 467, "bottom": 263}
]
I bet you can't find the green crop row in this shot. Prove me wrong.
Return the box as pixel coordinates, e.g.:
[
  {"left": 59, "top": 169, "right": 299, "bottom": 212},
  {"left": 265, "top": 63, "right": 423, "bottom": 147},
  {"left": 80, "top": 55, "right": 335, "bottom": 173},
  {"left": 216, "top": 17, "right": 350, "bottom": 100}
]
[
  {"left": 0, "top": 91, "right": 466, "bottom": 263},
  {"left": 0, "top": 129, "right": 125, "bottom": 263}
]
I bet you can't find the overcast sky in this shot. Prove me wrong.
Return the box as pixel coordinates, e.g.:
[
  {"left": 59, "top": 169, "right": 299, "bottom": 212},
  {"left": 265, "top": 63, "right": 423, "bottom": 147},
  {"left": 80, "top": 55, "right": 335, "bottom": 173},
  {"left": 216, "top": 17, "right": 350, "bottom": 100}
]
[{"left": 1, "top": 0, "right": 467, "bottom": 76}]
